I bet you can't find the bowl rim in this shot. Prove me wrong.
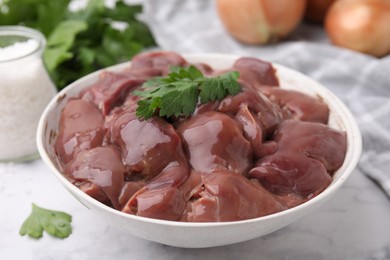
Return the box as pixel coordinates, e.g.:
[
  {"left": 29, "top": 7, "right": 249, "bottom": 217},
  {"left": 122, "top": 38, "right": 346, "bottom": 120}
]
[{"left": 37, "top": 52, "right": 362, "bottom": 227}]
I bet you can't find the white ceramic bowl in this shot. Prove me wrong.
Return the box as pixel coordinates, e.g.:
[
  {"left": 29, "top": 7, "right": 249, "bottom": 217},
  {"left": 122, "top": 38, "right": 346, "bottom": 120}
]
[{"left": 37, "top": 53, "right": 362, "bottom": 248}]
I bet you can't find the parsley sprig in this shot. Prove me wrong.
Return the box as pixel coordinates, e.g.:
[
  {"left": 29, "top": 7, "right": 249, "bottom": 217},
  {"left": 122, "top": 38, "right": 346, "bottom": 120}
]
[
  {"left": 134, "top": 66, "right": 241, "bottom": 119},
  {"left": 19, "top": 203, "right": 72, "bottom": 239}
]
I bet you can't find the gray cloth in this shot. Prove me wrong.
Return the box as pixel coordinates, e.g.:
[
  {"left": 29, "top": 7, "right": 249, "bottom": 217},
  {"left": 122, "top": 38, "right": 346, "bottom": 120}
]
[{"left": 141, "top": 0, "right": 390, "bottom": 197}]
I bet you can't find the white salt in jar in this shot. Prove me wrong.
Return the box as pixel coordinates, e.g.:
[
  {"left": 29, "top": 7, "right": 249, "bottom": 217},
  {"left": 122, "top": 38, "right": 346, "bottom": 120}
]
[{"left": 0, "top": 26, "right": 57, "bottom": 162}]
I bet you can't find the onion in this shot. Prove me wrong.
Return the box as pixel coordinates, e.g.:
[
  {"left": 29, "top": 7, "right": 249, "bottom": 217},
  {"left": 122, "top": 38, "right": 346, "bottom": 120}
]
[
  {"left": 305, "top": 0, "right": 337, "bottom": 23},
  {"left": 325, "top": 0, "right": 390, "bottom": 57},
  {"left": 216, "top": 0, "right": 307, "bottom": 44}
]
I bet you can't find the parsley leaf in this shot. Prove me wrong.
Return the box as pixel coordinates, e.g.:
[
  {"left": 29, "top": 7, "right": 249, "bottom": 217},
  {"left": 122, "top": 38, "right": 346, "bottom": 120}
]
[
  {"left": 160, "top": 84, "right": 199, "bottom": 118},
  {"left": 199, "top": 71, "right": 240, "bottom": 103},
  {"left": 44, "top": 20, "right": 88, "bottom": 72},
  {"left": 19, "top": 203, "right": 72, "bottom": 239},
  {"left": 134, "top": 66, "right": 241, "bottom": 119}
]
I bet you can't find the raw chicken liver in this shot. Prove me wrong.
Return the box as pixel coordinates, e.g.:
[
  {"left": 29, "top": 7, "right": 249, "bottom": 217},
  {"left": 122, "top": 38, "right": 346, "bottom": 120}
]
[{"left": 55, "top": 51, "right": 347, "bottom": 222}]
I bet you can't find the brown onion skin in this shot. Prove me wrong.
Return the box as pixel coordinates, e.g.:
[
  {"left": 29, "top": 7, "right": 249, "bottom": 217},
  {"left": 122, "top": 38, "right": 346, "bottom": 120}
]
[
  {"left": 305, "top": 0, "right": 337, "bottom": 23},
  {"left": 216, "top": 0, "right": 307, "bottom": 44},
  {"left": 325, "top": 0, "right": 390, "bottom": 57}
]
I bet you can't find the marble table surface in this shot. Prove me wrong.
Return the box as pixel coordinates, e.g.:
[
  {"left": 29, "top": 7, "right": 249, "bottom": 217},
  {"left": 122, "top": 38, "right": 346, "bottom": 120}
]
[{"left": 1, "top": 159, "right": 389, "bottom": 260}]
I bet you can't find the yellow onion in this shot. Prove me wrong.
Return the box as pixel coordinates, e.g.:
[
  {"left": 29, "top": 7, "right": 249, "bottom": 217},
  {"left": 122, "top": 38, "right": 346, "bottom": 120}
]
[
  {"left": 216, "top": 0, "right": 307, "bottom": 44},
  {"left": 325, "top": 0, "right": 390, "bottom": 57}
]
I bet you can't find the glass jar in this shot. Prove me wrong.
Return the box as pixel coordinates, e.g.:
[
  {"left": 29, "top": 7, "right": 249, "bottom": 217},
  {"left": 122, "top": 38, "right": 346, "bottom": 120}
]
[{"left": 0, "top": 26, "right": 57, "bottom": 163}]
